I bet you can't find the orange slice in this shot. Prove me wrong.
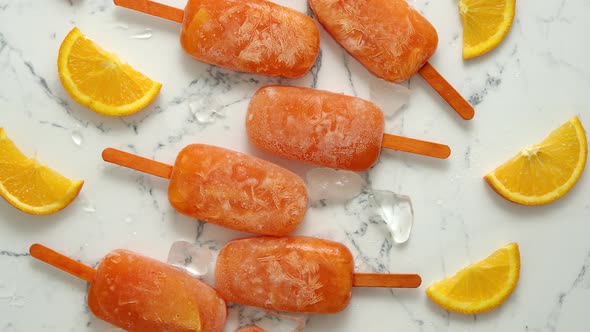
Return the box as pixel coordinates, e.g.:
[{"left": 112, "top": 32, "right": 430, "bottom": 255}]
[
  {"left": 0, "top": 128, "right": 83, "bottom": 215},
  {"left": 460, "top": 0, "right": 516, "bottom": 59},
  {"left": 485, "top": 116, "right": 587, "bottom": 205},
  {"left": 426, "top": 243, "right": 520, "bottom": 314},
  {"left": 57, "top": 27, "right": 161, "bottom": 116}
]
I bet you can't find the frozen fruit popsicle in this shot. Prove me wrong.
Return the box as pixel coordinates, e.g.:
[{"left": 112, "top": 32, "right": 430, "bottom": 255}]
[
  {"left": 102, "top": 145, "right": 308, "bottom": 236},
  {"left": 113, "top": 0, "right": 319, "bottom": 78},
  {"left": 215, "top": 236, "right": 422, "bottom": 314},
  {"left": 29, "top": 244, "right": 227, "bottom": 332},
  {"left": 246, "top": 85, "right": 451, "bottom": 171},
  {"left": 308, "top": 0, "right": 475, "bottom": 120}
]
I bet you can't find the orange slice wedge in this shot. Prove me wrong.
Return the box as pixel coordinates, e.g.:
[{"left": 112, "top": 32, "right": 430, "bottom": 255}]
[
  {"left": 0, "top": 128, "right": 83, "bottom": 215},
  {"left": 485, "top": 116, "right": 587, "bottom": 205},
  {"left": 460, "top": 0, "right": 516, "bottom": 59},
  {"left": 426, "top": 243, "right": 520, "bottom": 314},
  {"left": 57, "top": 27, "right": 161, "bottom": 116}
]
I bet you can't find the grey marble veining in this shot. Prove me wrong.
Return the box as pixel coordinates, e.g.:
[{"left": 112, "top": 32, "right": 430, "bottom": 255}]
[{"left": 1, "top": 0, "right": 590, "bottom": 331}]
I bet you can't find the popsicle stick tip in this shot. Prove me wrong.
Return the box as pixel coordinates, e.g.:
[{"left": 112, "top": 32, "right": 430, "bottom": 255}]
[
  {"left": 462, "top": 107, "right": 475, "bottom": 120},
  {"left": 29, "top": 243, "right": 43, "bottom": 256},
  {"left": 28, "top": 243, "right": 96, "bottom": 282},
  {"left": 101, "top": 148, "right": 112, "bottom": 161},
  {"left": 381, "top": 134, "right": 451, "bottom": 159},
  {"left": 414, "top": 274, "right": 423, "bottom": 287},
  {"left": 352, "top": 273, "right": 422, "bottom": 288},
  {"left": 441, "top": 145, "right": 452, "bottom": 159}
]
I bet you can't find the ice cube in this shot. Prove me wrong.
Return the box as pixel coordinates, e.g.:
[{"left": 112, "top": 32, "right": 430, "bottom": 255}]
[
  {"left": 367, "top": 190, "right": 414, "bottom": 244},
  {"left": 131, "top": 28, "right": 153, "bottom": 39},
  {"left": 369, "top": 77, "right": 410, "bottom": 118},
  {"left": 189, "top": 96, "right": 225, "bottom": 124},
  {"left": 306, "top": 168, "right": 365, "bottom": 203},
  {"left": 70, "top": 130, "right": 83, "bottom": 146},
  {"left": 167, "top": 241, "right": 213, "bottom": 277}
]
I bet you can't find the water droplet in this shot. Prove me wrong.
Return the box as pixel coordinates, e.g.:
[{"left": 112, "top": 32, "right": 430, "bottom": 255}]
[
  {"left": 131, "top": 28, "right": 153, "bottom": 39},
  {"left": 71, "top": 130, "right": 83, "bottom": 146},
  {"left": 167, "top": 241, "right": 213, "bottom": 277},
  {"left": 112, "top": 23, "right": 129, "bottom": 30},
  {"left": 369, "top": 77, "right": 410, "bottom": 118},
  {"left": 82, "top": 204, "right": 96, "bottom": 213},
  {"left": 367, "top": 190, "right": 414, "bottom": 244},
  {"left": 0, "top": 293, "right": 25, "bottom": 307},
  {"left": 306, "top": 168, "right": 365, "bottom": 204},
  {"left": 189, "top": 96, "right": 225, "bottom": 124}
]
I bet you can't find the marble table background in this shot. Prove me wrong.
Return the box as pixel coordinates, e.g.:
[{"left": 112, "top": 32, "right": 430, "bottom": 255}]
[{"left": 1, "top": 0, "right": 589, "bottom": 331}]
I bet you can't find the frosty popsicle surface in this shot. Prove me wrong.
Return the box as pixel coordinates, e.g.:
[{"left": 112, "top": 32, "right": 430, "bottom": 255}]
[
  {"left": 308, "top": 0, "right": 475, "bottom": 120},
  {"left": 30, "top": 244, "right": 227, "bottom": 332},
  {"left": 246, "top": 85, "right": 451, "bottom": 171},
  {"left": 168, "top": 144, "right": 309, "bottom": 236},
  {"left": 102, "top": 144, "right": 309, "bottom": 236},
  {"left": 114, "top": 0, "right": 320, "bottom": 78},
  {"left": 309, "top": 0, "right": 437, "bottom": 83},
  {"left": 215, "top": 236, "right": 354, "bottom": 313},
  {"left": 215, "top": 236, "right": 422, "bottom": 314}
]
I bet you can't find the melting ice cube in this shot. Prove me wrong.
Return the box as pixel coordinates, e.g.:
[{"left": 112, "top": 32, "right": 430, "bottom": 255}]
[
  {"left": 71, "top": 130, "right": 83, "bottom": 146},
  {"left": 367, "top": 189, "right": 414, "bottom": 244},
  {"left": 189, "top": 96, "right": 225, "bottom": 124},
  {"left": 131, "top": 28, "right": 153, "bottom": 39},
  {"left": 306, "top": 168, "right": 365, "bottom": 203},
  {"left": 369, "top": 77, "right": 410, "bottom": 118},
  {"left": 167, "top": 241, "right": 213, "bottom": 277}
]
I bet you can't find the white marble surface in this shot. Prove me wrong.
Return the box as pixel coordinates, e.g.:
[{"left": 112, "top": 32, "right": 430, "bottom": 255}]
[{"left": 1, "top": 0, "right": 589, "bottom": 331}]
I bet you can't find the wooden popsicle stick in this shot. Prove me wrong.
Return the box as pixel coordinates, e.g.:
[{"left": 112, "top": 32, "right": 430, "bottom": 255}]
[
  {"left": 382, "top": 133, "right": 451, "bottom": 159},
  {"left": 114, "top": 0, "right": 184, "bottom": 23},
  {"left": 29, "top": 244, "right": 96, "bottom": 283},
  {"left": 353, "top": 273, "right": 422, "bottom": 288},
  {"left": 102, "top": 148, "right": 173, "bottom": 179},
  {"left": 418, "top": 62, "right": 475, "bottom": 120}
]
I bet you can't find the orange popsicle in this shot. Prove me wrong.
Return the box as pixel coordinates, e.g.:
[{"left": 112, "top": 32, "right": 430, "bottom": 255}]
[
  {"left": 30, "top": 244, "right": 227, "bottom": 332},
  {"left": 309, "top": 0, "right": 475, "bottom": 120},
  {"left": 102, "top": 144, "right": 308, "bottom": 236},
  {"left": 114, "top": 0, "right": 320, "bottom": 78},
  {"left": 215, "top": 236, "right": 422, "bottom": 314},
  {"left": 246, "top": 85, "right": 451, "bottom": 171}
]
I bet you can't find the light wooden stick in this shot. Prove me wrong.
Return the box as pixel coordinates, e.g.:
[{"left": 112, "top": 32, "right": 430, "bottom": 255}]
[
  {"left": 353, "top": 273, "right": 422, "bottom": 288},
  {"left": 29, "top": 244, "right": 96, "bottom": 283},
  {"left": 114, "top": 0, "right": 184, "bottom": 23},
  {"left": 102, "top": 148, "right": 173, "bottom": 179},
  {"left": 418, "top": 62, "right": 475, "bottom": 120},
  {"left": 382, "top": 133, "right": 451, "bottom": 159}
]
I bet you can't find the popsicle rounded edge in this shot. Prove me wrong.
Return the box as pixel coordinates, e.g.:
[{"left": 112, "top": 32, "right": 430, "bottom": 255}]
[
  {"left": 87, "top": 248, "right": 228, "bottom": 332},
  {"left": 307, "top": 0, "right": 438, "bottom": 83},
  {"left": 214, "top": 236, "right": 354, "bottom": 314},
  {"left": 168, "top": 144, "right": 309, "bottom": 236},
  {"left": 179, "top": 0, "right": 321, "bottom": 79},
  {"left": 246, "top": 85, "right": 384, "bottom": 171}
]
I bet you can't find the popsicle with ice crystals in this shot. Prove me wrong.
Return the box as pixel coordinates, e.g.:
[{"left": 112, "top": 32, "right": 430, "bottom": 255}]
[
  {"left": 215, "top": 236, "right": 422, "bottom": 313},
  {"left": 246, "top": 85, "right": 451, "bottom": 171},
  {"left": 29, "top": 244, "right": 227, "bottom": 332},
  {"left": 113, "top": 0, "right": 319, "bottom": 78},
  {"left": 102, "top": 144, "right": 308, "bottom": 236},
  {"left": 308, "top": 0, "right": 475, "bottom": 120}
]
